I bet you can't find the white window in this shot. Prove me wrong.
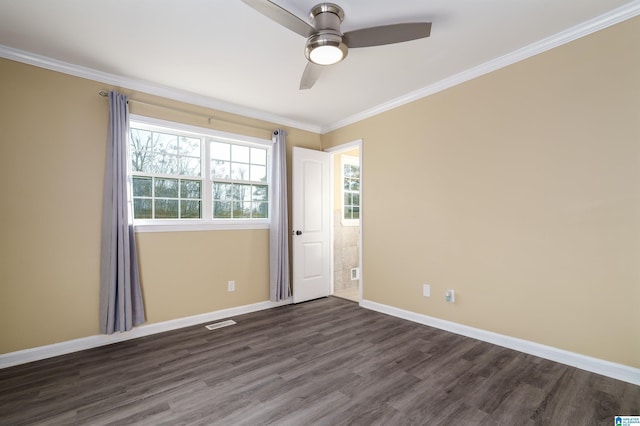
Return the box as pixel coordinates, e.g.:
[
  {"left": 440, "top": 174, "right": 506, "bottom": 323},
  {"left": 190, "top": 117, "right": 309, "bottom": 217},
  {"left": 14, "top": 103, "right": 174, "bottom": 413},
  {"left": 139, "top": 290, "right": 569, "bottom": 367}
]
[
  {"left": 129, "top": 117, "right": 271, "bottom": 231},
  {"left": 341, "top": 155, "right": 360, "bottom": 226},
  {"left": 210, "top": 141, "right": 269, "bottom": 219}
]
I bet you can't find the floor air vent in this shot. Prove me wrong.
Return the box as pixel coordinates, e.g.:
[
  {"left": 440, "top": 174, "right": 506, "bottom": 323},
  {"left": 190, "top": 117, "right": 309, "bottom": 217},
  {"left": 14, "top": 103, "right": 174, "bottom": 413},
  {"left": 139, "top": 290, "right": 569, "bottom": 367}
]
[{"left": 205, "top": 320, "right": 236, "bottom": 330}]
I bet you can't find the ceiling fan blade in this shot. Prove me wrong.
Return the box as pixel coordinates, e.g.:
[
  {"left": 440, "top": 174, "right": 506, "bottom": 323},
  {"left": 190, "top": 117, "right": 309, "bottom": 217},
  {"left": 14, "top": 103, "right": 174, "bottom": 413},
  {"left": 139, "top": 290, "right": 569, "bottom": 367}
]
[
  {"left": 241, "top": 0, "right": 314, "bottom": 38},
  {"left": 300, "top": 62, "right": 324, "bottom": 90},
  {"left": 344, "top": 22, "right": 431, "bottom": 48}
]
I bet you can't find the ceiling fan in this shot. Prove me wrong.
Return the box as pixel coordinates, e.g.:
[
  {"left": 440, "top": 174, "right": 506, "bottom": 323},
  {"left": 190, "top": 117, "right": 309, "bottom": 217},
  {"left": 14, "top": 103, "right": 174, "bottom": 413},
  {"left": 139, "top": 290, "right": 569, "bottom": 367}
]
[{"left": 242, "top": 0, "right": 432, "bottom": 89}]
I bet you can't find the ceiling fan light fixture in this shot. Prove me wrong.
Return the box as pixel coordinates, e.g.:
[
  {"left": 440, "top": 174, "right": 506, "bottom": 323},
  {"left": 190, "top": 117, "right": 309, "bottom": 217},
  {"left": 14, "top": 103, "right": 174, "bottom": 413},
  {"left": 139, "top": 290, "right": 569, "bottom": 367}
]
[
  {"left": 309, "top": 44, "right": 343, "bottom": 65},
  {"left": 305, "top": 32, "right": 348, "bottom": 65}
]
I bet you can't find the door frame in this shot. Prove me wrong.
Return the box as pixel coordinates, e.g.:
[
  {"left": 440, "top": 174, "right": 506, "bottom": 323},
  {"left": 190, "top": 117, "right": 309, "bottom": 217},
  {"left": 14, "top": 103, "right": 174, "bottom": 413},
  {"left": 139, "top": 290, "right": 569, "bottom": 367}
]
[{"left": 325, "top": 139, "right": 363, "bottom": 303}]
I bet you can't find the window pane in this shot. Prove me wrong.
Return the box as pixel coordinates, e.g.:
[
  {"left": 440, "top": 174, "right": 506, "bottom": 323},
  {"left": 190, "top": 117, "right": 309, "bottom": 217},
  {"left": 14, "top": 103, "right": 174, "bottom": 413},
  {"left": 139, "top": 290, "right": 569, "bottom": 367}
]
[
  {"left": 152, "top": 154, "right": 178, "bottom": 175},
  {"left": 133, "top": 176, "right": 152, "bottom": 197},
  {"left": 253, "top": 201, "right": 268, "bottom": 218},
  {"left": 155, "top": 199, "right": 179, "bottom": 218},
  {"left": 131, "top": 151, "right": 152, "bottom": 172},
  {"left": 232, "top": 184, "right": 252, "bottom": 201},
  {"left": 231, "top": 163, "right": 249, "bottom": 180},
  {"left": 353, "top": 194, "right": 360, "bottom": 206},
  {"left": 350, "top": 180, "right": 360, "bottom": 191},
  {"left": 233, "top": 201, "right": 251, "bottom": 218},
  {"left": 352, "top": 207, "right": 360, "bottom": 219},
  {"left": 179, "top": 157, "right": 201, "bottom": 176},
  {"left": 232, "top": 145, "right": 249, "bottom": 163},
  {"left": 345, "top": 164, "right": 360, "bottom": 178},
  {"left": 179, "top": 137, "right": 200, "bottom": 156},
  {"left": 130, "top": 129, "right": 153, "bottom": 150},
  {"left": 213, "top": 182, "right": 232, "bottom": 200},
  {"left": 155, "top": 178, "right": 179, "bottom": 198},
  {"left": 252, "top": 185, "right": 268, "bottom": 201},
  {"left": 133, "top": 198, "right": 152, "bottom": 219},
  {"left": 250, "top": 165, "right": 267, "bottom": 182},
  {"left": 130, "top": 130, "right": 154, "bottom": 172},
  {"left": 212, "top": 160, "right": 230, "bottom": 179},
  {"left": 181, "top": 200, "right": 201, "bottom": 218},
  {"left": 344, "top": 206, "right": 352, "bottom": 220},
  {"left": 155, "top": 132, "right": 178, "bottom": 155},
  {"left": 213, "top": 201, "right": 231, "bottom": 218},
  {"left": 180, "top": 180, "right": 201, "bottom": 199},
  {"left": 251, "top": 147, "right": 267, "bottom": 165},
  {"left": 344, "top": 193, "right": 352, "bottom": 206},
  {"left": 211, "top": 141, "right": 230, "bottom": 161}
]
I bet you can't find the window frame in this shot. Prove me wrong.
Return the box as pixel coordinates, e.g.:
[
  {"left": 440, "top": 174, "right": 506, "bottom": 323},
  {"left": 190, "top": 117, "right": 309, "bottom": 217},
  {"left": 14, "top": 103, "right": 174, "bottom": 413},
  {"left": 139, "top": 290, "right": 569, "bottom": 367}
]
[
  {"left": 129, "top": 115, "right": 272, "bottom": 233},
  {"left": 341, "top": 154, "right": 360, "bottom": 227}
]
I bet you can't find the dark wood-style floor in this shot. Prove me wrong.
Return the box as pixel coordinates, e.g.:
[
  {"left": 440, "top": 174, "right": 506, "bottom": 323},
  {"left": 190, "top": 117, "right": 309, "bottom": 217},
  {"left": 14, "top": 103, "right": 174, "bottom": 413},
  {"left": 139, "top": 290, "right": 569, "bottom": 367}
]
[{"left": 1, "top": 297, "right": 638, "bottom": 425}]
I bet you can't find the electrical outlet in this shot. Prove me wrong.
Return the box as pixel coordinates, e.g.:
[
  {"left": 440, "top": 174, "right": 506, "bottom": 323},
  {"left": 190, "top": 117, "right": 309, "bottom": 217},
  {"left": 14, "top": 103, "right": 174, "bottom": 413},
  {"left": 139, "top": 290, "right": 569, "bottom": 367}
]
[
  {"left": 228, "top": 280, "right": 235, "bottom": 292},
  {"left": 445, "top": 289, "right": 455, "bottom": 303}
]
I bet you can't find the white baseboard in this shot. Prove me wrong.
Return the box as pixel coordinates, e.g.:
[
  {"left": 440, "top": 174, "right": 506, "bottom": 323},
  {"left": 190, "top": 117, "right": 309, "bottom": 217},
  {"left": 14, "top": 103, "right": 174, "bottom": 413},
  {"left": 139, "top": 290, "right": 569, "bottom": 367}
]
[
  {"left": 0, "top": 298, "right": 291, "bottom": 369},
  {"left": 360, "top": 299, "right": 640, "bottom": 386}
]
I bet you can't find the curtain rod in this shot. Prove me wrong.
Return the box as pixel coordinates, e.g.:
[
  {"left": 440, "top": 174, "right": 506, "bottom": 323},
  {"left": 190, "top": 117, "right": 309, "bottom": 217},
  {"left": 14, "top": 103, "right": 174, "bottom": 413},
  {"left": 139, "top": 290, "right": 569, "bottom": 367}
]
[{"left": 98, "top": 90, "right": 275, "bottom": 133}]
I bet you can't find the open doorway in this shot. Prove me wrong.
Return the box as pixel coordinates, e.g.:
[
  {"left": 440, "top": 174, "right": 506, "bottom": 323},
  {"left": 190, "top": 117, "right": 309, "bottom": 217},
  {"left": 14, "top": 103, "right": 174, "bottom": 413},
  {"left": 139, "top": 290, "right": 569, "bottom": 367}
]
[{"left": 327, "top": 141, "right": 362, "bottom": 303}]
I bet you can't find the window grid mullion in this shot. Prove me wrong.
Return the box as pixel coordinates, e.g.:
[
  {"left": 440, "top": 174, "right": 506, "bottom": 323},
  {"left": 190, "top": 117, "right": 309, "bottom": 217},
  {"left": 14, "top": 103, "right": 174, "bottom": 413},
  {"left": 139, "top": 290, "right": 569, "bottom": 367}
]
[
  {"left": 151, "top": 176, "right": 156, "bottom": 219},
  {"left": 203, "top": 137, "right": 212, "bottom": 220}
]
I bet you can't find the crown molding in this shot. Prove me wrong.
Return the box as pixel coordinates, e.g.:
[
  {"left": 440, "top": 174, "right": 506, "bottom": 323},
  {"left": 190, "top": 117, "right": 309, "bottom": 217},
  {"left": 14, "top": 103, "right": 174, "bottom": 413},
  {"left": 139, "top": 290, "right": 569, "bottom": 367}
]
[
  {"left": 321, "top": 0, "right": 640, "bottom": 134},
  {"left": 0, "top": 45, "right": 323, "bottom": 134}
]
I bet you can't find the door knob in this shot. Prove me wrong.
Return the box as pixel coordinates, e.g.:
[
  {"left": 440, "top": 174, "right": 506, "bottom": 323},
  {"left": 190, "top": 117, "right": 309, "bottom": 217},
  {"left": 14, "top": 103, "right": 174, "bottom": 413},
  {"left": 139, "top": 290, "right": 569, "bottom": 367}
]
[{"left": 294, "top": 230, "right": 302, "bottom": 235}]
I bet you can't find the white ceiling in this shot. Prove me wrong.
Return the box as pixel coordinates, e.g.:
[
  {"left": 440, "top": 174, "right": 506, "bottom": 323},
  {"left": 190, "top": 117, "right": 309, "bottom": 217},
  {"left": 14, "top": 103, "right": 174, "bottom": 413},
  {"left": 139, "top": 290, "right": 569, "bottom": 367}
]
[{"left": 0, "top": 0, "right": 638, "bottom": 133}]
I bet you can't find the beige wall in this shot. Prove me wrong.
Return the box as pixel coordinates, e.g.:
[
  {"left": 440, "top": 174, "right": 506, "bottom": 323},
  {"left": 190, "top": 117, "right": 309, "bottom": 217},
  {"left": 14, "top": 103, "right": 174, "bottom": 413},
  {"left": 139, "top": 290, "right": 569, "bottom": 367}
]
[
  {"left": 323, "top": 17, "right": 640, "bottom": 368},
  {"left": 0, "top": 58, "right": 321, "bottom": 353}
]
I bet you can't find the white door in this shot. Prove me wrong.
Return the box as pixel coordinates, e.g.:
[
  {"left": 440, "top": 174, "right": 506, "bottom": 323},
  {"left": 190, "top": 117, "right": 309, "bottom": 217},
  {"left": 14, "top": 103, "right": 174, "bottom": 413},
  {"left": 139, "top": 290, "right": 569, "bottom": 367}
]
[{"left": 292, "top": 147, "right": 332, "bottom": 303}]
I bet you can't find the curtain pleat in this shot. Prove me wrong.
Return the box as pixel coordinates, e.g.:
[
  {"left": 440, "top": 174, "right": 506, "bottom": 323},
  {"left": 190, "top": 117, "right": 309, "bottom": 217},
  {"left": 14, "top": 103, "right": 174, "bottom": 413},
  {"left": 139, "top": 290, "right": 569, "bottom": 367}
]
[
  {"left": 269, "top": 129, "right": 291, "bottom": 301},
  {"left": 99, "top": 91, "right": 145, "bottom": 334}
]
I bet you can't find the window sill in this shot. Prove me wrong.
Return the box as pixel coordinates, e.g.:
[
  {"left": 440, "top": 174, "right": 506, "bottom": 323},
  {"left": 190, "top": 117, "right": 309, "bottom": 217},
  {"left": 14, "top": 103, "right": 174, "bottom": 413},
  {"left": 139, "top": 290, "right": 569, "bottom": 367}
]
[
  {"left": 134, "top": 220, "right": 270, "bottom": 233},
  {"left": 341, "top": 219, "right": 360, "bottom": 227}
]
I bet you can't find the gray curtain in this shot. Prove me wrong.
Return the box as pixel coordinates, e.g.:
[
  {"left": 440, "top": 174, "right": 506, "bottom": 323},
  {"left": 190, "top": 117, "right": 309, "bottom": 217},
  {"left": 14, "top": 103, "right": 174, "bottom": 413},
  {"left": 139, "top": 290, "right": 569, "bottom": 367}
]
[
  {"left": 269, "top": 129, "right": 291, "bottom": 301},
  {"left": 99, "top": 91, "right": 145, "bottom": 334}
]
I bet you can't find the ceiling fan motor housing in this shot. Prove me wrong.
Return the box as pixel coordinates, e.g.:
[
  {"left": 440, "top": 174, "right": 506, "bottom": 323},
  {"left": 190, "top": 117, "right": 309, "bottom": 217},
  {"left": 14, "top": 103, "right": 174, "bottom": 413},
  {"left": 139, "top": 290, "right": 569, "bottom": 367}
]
[
  {"left": 310, "top": 3, "right": 344, "bottom": 30},
  {"left": 305, "top": 3, "right": 348, "bottom": 64}
]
